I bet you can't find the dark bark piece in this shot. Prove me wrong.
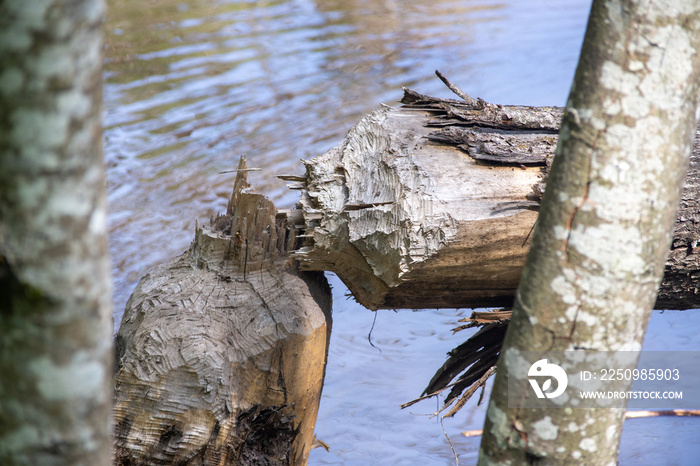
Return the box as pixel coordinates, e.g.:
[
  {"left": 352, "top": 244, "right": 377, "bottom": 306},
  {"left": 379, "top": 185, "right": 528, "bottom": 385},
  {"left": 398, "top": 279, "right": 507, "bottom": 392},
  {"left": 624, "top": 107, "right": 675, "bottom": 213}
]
[
  {"left": 428, "top": 126, "right": 557, "bottom": 165},
  {"left": 114, "top": 158, "right": 332, "bottom": 465},
  {"left": 422, "top": 321, "right": 508, "bottom": 401},
  {"left": 402, "top": 87, "right": 564, "bottom": 131}
]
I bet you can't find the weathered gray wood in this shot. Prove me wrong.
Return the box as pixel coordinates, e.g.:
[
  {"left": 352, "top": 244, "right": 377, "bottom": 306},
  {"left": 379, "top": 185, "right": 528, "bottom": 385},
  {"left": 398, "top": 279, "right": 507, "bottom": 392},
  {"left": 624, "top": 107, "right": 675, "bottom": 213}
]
[
  {"left": 292, "top": 89, "right": 700, "bottom": 311},
  {"left": 402, "top": 87, "right": 564, "bottom": 131},
  {"left": 114, "top": 158, "right": 332, "bottom": 465},
  {"left": 294, "top": 104, "right": 542, "bottom": 310}
]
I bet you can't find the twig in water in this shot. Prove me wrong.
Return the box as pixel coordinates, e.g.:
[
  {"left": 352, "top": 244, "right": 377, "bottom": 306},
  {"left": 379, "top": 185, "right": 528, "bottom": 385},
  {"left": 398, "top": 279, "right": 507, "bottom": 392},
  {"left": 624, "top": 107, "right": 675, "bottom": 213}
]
[
  {"left": 624, "top": 409, "right": 700, "bottom": 419},
  {"left": 219, "top": 168, "right": 262, "bottom": 174},
  {"left": 440, "top": 416, "right": 459, "bottom": 466},
  {"left": 460, "top": 409, "right": 700, "bottom": 438},
  {"left": 368, "top": 311, "right": 381, "bottom": 353},
  {"left": 311, "top": 436, "right": 330, "bottom": 451}
]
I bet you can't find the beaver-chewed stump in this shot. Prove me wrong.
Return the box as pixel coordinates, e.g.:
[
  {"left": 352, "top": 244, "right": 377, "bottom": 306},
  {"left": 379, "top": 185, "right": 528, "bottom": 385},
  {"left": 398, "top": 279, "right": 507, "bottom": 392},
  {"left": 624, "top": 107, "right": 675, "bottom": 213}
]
[
  {"left": 290, "top": 86, "right": 700, "bottom": 311},
  {"left": 113, "top": 157, "right": 332, "bottom": 466},
  {"left": 113, "top": 79, "right": 700, "bottom": 463}
]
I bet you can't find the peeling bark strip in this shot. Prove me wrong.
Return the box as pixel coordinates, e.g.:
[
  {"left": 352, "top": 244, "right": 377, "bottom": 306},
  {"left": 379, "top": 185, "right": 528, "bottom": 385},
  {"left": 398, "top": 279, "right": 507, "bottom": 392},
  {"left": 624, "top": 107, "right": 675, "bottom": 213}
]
[
  {"left": 292, "top": 85, "right": 700, "bottom": 311},
  {"left": 402, "top": 86, "right": 564, "bottom": 132},
  {"left": 114, "top": 158, "right": 332, "bottom": 465}
]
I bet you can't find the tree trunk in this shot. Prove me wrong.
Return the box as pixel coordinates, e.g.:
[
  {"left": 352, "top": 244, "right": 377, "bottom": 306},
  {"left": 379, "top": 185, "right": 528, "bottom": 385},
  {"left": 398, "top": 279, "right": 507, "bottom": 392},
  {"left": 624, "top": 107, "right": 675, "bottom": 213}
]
[
  {"left": 0, "top": 0, "right": 112, "bottom": 464},
  {"left": 291, "top": 88, "right": 700, "bottom": 311},
  {"left": 113, "top": 158, "right": 332, "bottom": 465},
  {"left": 479, "top": 1, "right": 700, "bottom": 464}
]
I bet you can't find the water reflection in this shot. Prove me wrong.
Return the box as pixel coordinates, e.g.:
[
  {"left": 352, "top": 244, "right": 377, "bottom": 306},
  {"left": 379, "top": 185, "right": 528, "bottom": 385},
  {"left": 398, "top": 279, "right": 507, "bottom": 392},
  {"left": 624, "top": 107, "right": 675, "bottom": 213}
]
[
  {"left": 104, "top": 0, "right": 531, "bottom": 325},
  {"left": 101, "top": 0, "right": 700, "bottom": 464}
]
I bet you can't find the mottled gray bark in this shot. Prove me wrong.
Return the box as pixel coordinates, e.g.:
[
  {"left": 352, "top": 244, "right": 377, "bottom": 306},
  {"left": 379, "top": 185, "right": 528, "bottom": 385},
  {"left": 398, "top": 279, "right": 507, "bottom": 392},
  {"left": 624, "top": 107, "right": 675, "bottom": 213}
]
[
  {"left": 0, "top": 0, "right": 111, "bottom": 465},
  {"left": 479, "top": 2, "right": 700, "bottom": 465}
]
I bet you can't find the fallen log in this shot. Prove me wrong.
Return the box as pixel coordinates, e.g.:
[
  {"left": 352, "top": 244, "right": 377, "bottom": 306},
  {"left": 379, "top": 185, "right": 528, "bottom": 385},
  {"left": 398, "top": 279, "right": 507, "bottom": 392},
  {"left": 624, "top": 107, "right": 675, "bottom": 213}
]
[
  {"left": 112, "top": 77, "right": 700, "bottom": 462},
  {"left": 290, "top": 80, "right": 700, "bottom": 415},
  {"left": 113, "top": 157, "right": 332, "bottom": 465},
  {"left": 291, "top": 85, "right": 700, "bottom": 311}
]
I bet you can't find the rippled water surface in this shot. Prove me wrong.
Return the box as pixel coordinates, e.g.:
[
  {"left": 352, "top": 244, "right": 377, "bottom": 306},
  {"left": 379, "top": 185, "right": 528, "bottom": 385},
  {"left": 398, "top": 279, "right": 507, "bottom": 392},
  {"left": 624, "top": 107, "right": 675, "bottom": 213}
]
[{"left": 104, "top": 0, "right": 700, "bottom": 463}]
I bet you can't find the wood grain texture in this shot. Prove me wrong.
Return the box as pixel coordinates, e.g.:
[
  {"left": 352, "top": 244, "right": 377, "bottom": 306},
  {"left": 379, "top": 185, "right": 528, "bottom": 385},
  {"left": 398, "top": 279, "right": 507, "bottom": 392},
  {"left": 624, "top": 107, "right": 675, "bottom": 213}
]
[
  {"left": 295, "top": 105, "right": 541, "bottom": 310},
  {"left": 114, "top": 159, "right": 331, "bottom": 465},
  {"left": 293, "top": 89, "right": 700, "bottom": 311}
]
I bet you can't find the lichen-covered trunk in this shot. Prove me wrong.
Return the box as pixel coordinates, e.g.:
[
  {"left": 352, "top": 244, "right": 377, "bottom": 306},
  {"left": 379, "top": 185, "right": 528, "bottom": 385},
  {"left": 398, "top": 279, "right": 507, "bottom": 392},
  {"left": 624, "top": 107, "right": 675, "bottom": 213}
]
[
  {"left": 0, "top": 0, "right": 112, "bottom": 464},
  {"left": 479, "top": 2, "right": 700, "bottom": 464}
]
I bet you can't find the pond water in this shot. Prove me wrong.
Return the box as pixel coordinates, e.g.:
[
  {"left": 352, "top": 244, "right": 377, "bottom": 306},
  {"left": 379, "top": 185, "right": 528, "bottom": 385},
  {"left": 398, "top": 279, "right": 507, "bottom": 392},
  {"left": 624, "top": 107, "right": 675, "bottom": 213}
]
[{"left": 104, "top": 0, "right": 700, "bottom": 464}]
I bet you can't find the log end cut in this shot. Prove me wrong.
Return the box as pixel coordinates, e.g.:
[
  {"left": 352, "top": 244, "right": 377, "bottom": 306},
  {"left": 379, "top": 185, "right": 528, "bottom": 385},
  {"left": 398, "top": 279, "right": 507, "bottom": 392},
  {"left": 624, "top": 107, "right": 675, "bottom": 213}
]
[{"left": 293, "top": 102, "right": 546, "bottom": 310}]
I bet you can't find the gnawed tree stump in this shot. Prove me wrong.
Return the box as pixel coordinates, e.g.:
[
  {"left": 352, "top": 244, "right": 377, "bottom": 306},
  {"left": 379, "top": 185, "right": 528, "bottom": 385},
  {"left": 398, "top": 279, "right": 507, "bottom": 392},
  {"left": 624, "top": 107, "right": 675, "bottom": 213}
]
[
  {"left": 292, "top": 104, "right": 544, "bottom": 310},
  {"left": 113, "top": 158, "right": 331, "bottom": 465},
  {"left": 291, "top": 86, "right": 700, "bottom": 311}
]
